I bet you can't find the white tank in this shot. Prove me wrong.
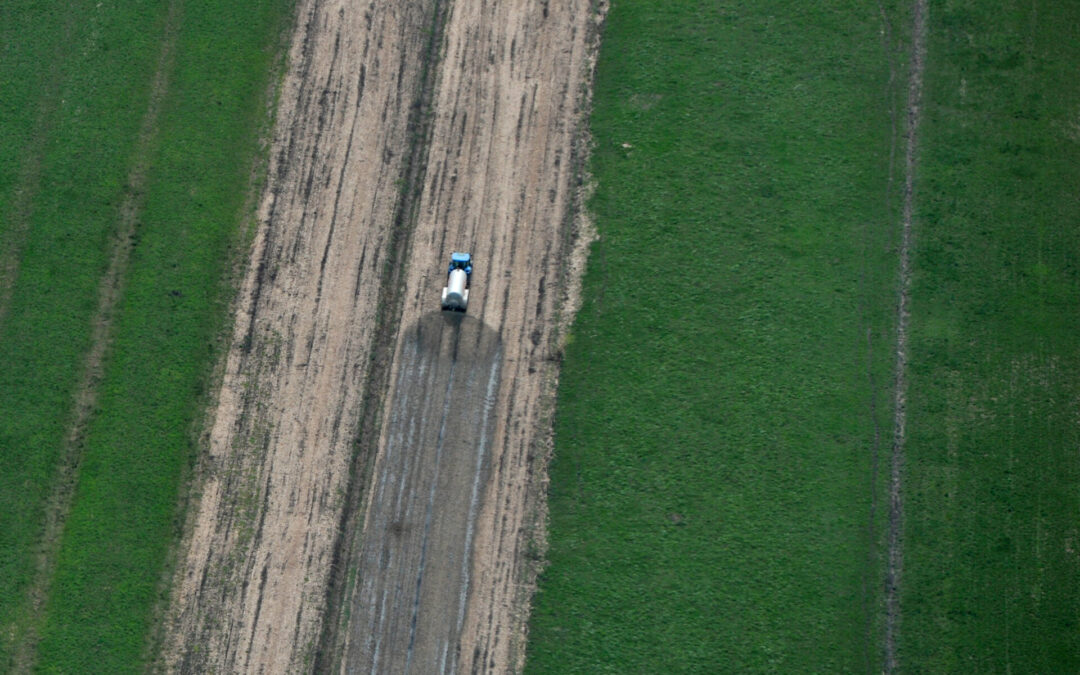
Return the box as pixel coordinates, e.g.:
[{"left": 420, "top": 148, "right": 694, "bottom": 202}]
[{"left": 442, "top": 267, "right": 469, "bottom": 311}]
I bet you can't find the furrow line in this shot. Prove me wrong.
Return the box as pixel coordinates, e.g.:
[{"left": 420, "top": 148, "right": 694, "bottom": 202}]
[{"left": 0, "top": 7, "right": 78, "bottom": 327}]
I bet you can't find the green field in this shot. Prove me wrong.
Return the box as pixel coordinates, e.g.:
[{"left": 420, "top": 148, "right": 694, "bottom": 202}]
[
  {"left": 528, "top": 0, "right": 1080, "bottom": 672},
  {"left": 528, "top": 1, "right": 903, "bottom": 671},
  {"left": 0, "top": 0, "right": 292, "bottom": 670},
  {"left": 0, "top": 2, "right": 175, "bottom": 666},
  {"left": 4, "top": 0, "right": 1078, "bottom": 671},
  {"left": 903, "top": 2, "right": 1080, "bottom": 670}
]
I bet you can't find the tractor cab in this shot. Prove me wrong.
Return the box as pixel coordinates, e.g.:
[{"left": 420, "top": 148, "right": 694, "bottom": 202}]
[{"left": 448, "top": 251, "right": 473, "bottom": 276}]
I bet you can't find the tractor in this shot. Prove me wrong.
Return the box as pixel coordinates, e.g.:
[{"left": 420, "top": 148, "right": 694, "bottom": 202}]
[{"left": 440, "top": 252, "right": 472, "bottom": 312}]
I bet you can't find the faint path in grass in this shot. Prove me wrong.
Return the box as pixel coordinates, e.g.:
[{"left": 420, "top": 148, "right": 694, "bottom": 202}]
[
  {"left": 885, "top": 0, "right": 928, "bottom": 671},
  {"left": 10, "top": 3, "right": 183, "bottom": 671},
  {"left": 0, "top": 9, "right": 77, "bottom": 329}
]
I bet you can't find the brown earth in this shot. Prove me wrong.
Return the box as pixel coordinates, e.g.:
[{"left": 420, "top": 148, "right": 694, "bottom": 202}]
[
  {"left": 162, "top": 0, "right": 603, "bottom": 672},
  {"left": 332, "top": 0, "right": 604, "bottom": 670}
]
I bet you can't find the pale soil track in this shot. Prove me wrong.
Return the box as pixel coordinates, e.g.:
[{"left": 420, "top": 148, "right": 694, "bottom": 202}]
[
  {"left": 885, "top": 0, "right": 927, "bottom": 671},
  {"left": 163, "top": 0, "right": 602, "bottom": 672},
  {"left": 333, "top": 0, "right": 603, "bottom": 670},
  {"left": 163, "top": 0, "right": 436, "bottom": 670}
]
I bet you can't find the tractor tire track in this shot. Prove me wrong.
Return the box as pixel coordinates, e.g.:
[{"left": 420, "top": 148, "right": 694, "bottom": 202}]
[
  {"left": 859, "top": 3, "right": 902, "bottom": 670},
  {"left": 885, "top": 0, "right": 928, "bottom": 671},
  {"left": 342, "top": 314, "right": 502, "bottom": 674},
  {"left": 8, "top": 4, "right": 183, "bottom": 671}
]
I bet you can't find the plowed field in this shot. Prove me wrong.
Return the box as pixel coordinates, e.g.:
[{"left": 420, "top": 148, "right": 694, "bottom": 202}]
[{"left": 163, "top": 0, "right": 602, "bottom": 671}]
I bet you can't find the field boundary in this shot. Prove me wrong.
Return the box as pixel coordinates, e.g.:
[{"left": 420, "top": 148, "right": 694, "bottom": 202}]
[
  {"left": 10, "top": 3, "right": 183, "bottom": 671},
  {"left": 885, "top": 0, "right": 928, "bottom": 670},
  {"left": 510, "top": 3, "right": 608, "bottom": 670}
]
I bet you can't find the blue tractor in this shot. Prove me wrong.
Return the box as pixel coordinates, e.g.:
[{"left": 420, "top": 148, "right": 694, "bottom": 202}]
[{"left": 441, "top": 252, "right": 472, "bottom": 312}]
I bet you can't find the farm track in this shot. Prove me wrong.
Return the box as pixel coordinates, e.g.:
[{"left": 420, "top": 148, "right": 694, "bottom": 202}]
[
  {"left": 332, "top": 0, "right": 604, "bottom": 669},
  {"left": 163, "top": 0, "right": 602, "bottom": 671},
  {"left": 885, "top": 0, "right": 928, "bottom": 671},
  {"left": 9, "top": 3, "right": 183, "bottom": 670}
]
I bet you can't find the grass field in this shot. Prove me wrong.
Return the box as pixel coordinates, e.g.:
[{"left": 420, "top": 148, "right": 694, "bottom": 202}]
[
  {"left": 0, "top": 3, "right": 174, "bottom": 666},
  {"left": 528, "top": 0, "right": 1080, "bottom": 671},
  {"left": 902, "top": 2, "right": 1080, "bottom": 670},
  {"left": 3, "top": 0, "right": 1077, "bottom": 670},
  {"left": 527, "top": 1, "right": 905, "bottom": 671},
  {"left": 0, "top": 0, "right": 292, "bottom": 670}
]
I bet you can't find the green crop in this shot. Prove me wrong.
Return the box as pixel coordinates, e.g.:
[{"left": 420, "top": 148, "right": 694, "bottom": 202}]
[
  {"left": 527, "top": 1, "right": 903, "bottom": 671},
  {"left": 902, "top": 2, "right": 1080, "bottom": 670},
  {"left": 0, "top": 0, "right": 293, "bottom": 670}
]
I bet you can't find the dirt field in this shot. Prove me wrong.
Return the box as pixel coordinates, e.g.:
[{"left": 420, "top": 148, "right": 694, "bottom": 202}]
[{"left": 163, "top": 0, "right": 602, "bottom": 672}]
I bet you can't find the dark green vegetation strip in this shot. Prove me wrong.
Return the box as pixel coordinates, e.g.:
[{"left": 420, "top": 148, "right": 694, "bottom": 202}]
[
  {"left": 35, "top": 2, "right": 295, "bottom": 670},
  {"left": 0, "top": 0, "right": 293, "bottom": 671},
  {"left": 902, "top": 2, "right": 1080, "bottom": 671},
  {"left": 528, "top": 1, "right": 904, "bottom": 671}
]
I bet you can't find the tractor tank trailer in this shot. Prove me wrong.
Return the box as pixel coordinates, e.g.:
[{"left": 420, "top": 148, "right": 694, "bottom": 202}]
[{"left": 441, "top": 252, "right": 472, "bottom": 312}]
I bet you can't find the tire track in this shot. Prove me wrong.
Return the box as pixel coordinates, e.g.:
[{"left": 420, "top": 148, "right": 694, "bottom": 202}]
[
  {"left": 861, "top": 4, "right": 901, "bottom": 670},
  {"left": 885, "top": 0, "right": 928, "bottom": 671},
  {"left": 10, "top": 3, "right": 184, "bottom": 671},
  {"left": 342, "top": 315, "right": 502, "bottom": 674}
]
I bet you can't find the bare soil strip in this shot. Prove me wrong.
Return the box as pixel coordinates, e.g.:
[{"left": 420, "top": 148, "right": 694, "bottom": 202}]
[
  {"left": 885, "top": 0, "right": 928, "bottom": 670},
  {"left": 10, "top": 3, "right": 183, "bottom": 671},
  {"left": 162, "top": 0, "right": 440, "bottom": 670},
  {"left": 312, "top": 0, "right": 452, "bottom": 668},
  {"left": 163, "top": 0, "right": 602, "bottom": 670},
  {"left": 334, "top": 1, "right": 605, "bottom": 671}
]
